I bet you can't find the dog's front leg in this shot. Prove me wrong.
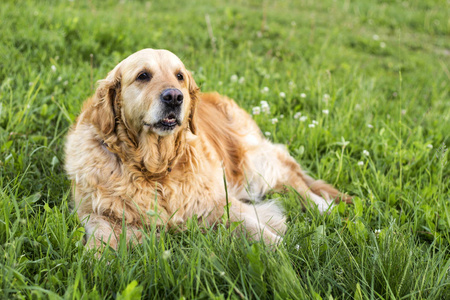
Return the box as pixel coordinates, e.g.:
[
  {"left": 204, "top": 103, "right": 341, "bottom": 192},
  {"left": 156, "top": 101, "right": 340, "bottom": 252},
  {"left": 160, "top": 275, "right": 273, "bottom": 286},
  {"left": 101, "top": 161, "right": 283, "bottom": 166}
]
[{"left": 81, "top": 214, "right": 142, "bottom": 250}]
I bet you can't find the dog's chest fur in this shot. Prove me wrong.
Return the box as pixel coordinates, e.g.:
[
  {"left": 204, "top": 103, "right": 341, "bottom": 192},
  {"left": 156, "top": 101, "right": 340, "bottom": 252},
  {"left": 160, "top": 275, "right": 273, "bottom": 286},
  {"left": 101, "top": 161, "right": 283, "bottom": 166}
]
[{"left": 66, "top": 123, "right": 229, "bottom": 228}]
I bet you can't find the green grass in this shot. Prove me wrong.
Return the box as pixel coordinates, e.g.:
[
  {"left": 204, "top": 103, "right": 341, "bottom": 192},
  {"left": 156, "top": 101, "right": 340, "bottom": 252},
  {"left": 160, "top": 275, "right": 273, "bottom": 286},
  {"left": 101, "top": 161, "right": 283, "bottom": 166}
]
[{"left": 1, "top": 0, "right": 449, "bottom": 299}]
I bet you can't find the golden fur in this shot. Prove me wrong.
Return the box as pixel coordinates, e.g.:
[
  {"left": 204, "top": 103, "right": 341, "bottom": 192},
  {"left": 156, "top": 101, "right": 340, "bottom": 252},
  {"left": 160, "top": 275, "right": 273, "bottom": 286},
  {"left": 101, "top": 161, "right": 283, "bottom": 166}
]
[{"left": 65, "top": 49, "right": 351, "bottom": 249}]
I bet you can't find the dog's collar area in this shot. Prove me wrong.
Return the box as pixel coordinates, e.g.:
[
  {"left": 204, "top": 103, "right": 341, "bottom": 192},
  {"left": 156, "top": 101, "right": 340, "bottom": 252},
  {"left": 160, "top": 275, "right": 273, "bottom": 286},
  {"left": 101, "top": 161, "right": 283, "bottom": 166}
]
[{"left": 101, "top": 139, "right": 173, "bottom": 174}]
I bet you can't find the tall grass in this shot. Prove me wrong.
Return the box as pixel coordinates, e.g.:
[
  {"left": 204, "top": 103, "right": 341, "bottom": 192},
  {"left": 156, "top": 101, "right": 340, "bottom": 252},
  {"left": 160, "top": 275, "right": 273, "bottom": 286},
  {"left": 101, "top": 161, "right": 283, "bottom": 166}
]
[{"left": 0, "top": 0, "right": 449, "bottom": 298}]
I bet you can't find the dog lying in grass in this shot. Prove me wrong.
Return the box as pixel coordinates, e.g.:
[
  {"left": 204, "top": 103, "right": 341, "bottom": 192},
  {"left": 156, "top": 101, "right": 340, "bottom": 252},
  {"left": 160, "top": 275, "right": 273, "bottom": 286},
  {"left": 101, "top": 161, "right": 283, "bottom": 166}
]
[{"left": 65, "top": 49, "right": 351, "bottom": 249}]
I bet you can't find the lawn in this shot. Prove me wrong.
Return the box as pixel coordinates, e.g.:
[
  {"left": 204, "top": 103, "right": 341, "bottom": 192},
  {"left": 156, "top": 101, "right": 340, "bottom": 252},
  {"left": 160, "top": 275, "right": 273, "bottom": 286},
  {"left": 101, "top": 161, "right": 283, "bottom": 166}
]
[{"left": 0, "top": 0, "right": 449, "bottom": 299}]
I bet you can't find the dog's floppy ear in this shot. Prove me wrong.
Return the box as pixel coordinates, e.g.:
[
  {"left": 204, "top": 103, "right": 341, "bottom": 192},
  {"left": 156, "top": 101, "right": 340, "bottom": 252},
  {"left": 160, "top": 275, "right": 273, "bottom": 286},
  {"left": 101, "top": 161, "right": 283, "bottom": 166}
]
[
  {"left": 187, "top": 70, "right": 200, "bottom": 135},
  {"left": 91, "top": 67, "right": 121, "bottom": 136}
]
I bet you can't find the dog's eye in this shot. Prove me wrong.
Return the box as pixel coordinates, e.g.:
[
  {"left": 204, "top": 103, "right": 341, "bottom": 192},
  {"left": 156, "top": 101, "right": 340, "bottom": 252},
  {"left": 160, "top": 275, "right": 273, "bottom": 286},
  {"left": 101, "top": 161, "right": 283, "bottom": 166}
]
[
  {"left": 137, "top": 72, "right": 151, "bottom": 81},
  {"left": 176, "top": 72, "right": 184, "bottom": 81}
]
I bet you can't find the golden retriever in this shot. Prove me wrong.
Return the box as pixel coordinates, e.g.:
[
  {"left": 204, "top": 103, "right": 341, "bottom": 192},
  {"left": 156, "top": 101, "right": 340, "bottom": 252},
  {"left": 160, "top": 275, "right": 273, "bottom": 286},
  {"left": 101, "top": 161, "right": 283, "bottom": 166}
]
[{"left": 65, "top": 49, "right": 350, "bottom": 249}]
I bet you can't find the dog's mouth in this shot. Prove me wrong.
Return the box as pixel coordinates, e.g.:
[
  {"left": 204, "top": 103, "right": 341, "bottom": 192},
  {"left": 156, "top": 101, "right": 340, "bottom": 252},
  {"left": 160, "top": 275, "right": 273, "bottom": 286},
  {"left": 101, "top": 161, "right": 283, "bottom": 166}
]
[{"left": 144, "top": 113, "right": 181, "bottom": 132}]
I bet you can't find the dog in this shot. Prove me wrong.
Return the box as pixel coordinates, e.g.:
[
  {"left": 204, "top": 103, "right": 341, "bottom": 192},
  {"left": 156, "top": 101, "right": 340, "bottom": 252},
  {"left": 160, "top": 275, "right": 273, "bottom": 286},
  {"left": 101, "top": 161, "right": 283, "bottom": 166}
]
[{"left": 65, "top": 49, "right": 351, "bottom": 249}]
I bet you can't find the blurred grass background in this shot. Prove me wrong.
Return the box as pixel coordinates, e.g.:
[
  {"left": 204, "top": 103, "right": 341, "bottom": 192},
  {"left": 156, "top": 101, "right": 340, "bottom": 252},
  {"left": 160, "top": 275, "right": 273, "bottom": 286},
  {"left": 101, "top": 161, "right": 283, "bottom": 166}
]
[{"left": 0, "top": 0, "right": 449, "bottom": 299}]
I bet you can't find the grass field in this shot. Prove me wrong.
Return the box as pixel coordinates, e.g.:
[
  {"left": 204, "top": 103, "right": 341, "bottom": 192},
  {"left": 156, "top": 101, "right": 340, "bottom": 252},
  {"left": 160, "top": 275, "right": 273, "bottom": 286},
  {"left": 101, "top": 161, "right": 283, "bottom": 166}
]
[{"left": 1, "top": 0, "right": 449, "bottom": 299}]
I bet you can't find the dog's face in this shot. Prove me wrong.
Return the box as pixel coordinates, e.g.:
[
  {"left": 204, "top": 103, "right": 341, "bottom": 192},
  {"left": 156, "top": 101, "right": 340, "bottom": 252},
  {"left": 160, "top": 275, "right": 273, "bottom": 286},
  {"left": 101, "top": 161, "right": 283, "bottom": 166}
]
[{"left": 95, "top": 49, "right": 198, "bottom": 137}]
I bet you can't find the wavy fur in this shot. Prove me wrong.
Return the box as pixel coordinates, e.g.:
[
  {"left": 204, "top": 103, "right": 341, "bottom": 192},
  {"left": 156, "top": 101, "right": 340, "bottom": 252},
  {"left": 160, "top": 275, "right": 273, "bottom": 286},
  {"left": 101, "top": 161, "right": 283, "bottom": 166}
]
[{"left": 65, "top": 49, "right": 351, "bottom": 249}]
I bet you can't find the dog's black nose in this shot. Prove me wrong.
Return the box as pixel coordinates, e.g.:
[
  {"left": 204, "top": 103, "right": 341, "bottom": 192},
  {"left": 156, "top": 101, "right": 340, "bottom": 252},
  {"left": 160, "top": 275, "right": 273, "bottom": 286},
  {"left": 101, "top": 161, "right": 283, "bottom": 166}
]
[{"left": 160, "top": 89, "right": 183, "bottom": 107}]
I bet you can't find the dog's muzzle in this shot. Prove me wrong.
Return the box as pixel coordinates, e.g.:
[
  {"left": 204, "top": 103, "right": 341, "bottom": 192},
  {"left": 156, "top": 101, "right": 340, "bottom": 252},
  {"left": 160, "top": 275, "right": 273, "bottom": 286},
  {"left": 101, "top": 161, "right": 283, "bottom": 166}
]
[{"left": 143, "top": 89, "right": 184, "bottom": 133}]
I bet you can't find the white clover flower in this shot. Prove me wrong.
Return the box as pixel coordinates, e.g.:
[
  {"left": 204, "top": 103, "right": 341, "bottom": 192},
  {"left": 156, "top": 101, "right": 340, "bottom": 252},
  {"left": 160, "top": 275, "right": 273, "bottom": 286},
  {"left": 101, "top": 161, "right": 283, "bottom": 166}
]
[
  {"left": 300, "top": 93, "right": 306, "bottom": 98},
  {"left": 264, "top": 131, "right": 271, "bottom": 136},
  {"left": 279, "top": 92, "right": 286, "bottom": 98},
  {"left": 219, "top": 271, "right": 225, "bottom": 277},
  {"left": 162, "top": 250, "right": 171, "bottom": 260},
  {"left": 252, "top": 107, "right": 261, "bottom": 115},
  {"left": 372, "top": 34, "right": 380, "bottom": 41},
  {"left": 271, "top": 118, "right": 278, "bottom": 124},
  {"left": 230, "top": 74, "right": 238, "bottom": 82},
  {"left": 367, "top": 124, "right": 374, "bottom": 128},
  {"left": 238, "top": 77, "right": 245, "bottom": 84},
  {"left": 51, "top": 65, "right": 56, "bottom": 72},
  {"left": 380, "top": 42, "right": 386, "bottom": 48},
  {"left": 374, "top": 229, "right": 381, "bottom": 237},
  {"left": 322, "top": 109, "right": 329, "bottom": 115},
  {"left": 294, "top": 112, "right": 302, "bottom": 119},
  {"left": 29, "top": 82, "right": 33, "bottom": 86},
  {"left": 295, "top": 244, "right": 300, "bottom": 250},
  {"left": 308, "top": 123, "right": 315, "bottom": 128},
  {"left": 218, "top": 81, "right": 223, "bottom": 86},
  {"left": 363, "top": 150, "right": 370, "bottom": 156},
  {"left": 261, "top": 101, "right": 270, "bottom": 114},
  {"left": 280, "top": 114, "right": 284, "bottom": 119},
  {"left": 358, "top": 161, "right": 364, "bottom": 166},
  {"left": 312, "top": 120, "right": 318, "bottom": 125},
  {"left": 401, "top": 109, "right": 407, "bottom": 115},
  {"left": 57, "top": 76, "right": 62, "bottom": 82},
  {"left": 262, "top": 86, "right": 269, "bottom": 93},
  {"left": 426, "top": 144, "right": 433, "bottom": 149},
  {"left": 299, "top": 116, "right": 308, "bottom": 122},
  {"left": 63, "top": 81, "right": 68, "bottom": 86},
  {"left": 323, "top": 94, "right": 330, "bottom": 101}
]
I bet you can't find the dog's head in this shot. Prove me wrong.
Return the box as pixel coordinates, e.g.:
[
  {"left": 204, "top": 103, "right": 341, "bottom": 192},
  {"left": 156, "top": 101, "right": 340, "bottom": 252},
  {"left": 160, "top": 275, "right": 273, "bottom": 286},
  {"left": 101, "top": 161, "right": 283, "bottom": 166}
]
[{"left": 92, "top": 49, "right": 199, "bottom": 139}]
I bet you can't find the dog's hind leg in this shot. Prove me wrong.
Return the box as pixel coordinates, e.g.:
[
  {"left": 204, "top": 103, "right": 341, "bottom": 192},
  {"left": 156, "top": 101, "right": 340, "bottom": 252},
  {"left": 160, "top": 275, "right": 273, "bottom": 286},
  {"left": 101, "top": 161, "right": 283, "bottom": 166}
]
[
  {"left": 244, "top": 141, "right": 351, "bottom": 213},
  {"left": 228, "top": 197, "right": 286, "bottom": 245}
]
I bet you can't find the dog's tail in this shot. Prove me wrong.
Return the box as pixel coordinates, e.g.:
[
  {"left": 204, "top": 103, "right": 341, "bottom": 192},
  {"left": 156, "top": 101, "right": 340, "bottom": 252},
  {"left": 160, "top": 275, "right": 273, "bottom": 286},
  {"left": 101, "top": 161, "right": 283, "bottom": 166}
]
[{"left": 302, "top": 173, "right": 353, "bottom": 204}]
